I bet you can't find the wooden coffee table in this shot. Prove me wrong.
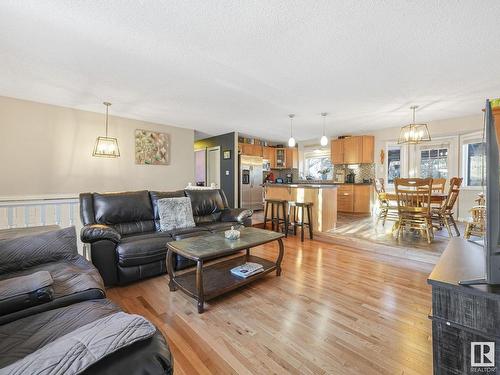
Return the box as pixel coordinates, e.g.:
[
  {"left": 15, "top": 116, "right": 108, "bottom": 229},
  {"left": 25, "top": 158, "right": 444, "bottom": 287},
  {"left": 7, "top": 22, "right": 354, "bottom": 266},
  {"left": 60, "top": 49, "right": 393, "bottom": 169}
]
[{"left": 166, "top": 227, "right": 285, "bottom": 313}]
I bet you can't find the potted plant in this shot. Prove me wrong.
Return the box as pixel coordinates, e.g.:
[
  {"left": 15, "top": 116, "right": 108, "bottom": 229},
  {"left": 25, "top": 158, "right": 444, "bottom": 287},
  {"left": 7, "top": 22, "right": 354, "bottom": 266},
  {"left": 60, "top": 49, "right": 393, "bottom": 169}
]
[{"left": 318, "top": 167, "right": 331, "bottom": 181}]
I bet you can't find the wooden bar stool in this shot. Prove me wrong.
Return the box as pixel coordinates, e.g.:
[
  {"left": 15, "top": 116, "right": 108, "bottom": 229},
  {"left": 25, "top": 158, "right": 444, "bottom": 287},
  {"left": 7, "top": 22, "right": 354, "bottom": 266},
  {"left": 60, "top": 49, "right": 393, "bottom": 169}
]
[
  {"left": 287, "top": 201, "right": 313, "bottom": 242},
  {"left": 263, "top": 199, "right": 288, "bottom": 237}
]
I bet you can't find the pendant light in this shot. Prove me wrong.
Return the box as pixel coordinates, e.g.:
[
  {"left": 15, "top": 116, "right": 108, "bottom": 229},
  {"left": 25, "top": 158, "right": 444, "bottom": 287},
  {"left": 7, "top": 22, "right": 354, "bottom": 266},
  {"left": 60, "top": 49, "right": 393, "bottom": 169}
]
[
  {"left": 288, "top": 114, "right": 296, "bottom": 147},
  {"left": 93, "top": 102, "right": 120, "bottom": 158},
  {"left": 320, "top": 112, "right": 328, "bottom": 147},
  {"left": 397, "top": 105, "right": 431, "bottom": 144}
]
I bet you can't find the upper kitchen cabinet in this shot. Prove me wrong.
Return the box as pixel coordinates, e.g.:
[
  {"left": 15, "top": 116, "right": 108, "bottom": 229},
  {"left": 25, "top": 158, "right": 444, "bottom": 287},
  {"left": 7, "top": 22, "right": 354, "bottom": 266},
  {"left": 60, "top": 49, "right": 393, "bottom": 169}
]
[
  {"left": 275, "top": 148, "right": 286, "bottom": 168},
  {"left": 239, "top": 143, "right": 263, "bottom": 157},
  {"left": 331, "top": 139, "right": 344, "bottom": 164},
  {"left": 361, "top": 136, "right": 374, "bottom": 163},
  {"left": 238, "top": 142, "right": 297, "bottom": 169},
  {"left": 330, "top": 136, "right": 374, "bottom": 164},
  {"left": 285, "top": 147, "right": 298, "bottom": 169},
  {"left": 343, "top": 136, "right": 362, "bottom": 164},
  {"left": 262, "top": 146, "right": 276, "bottom": 167}
]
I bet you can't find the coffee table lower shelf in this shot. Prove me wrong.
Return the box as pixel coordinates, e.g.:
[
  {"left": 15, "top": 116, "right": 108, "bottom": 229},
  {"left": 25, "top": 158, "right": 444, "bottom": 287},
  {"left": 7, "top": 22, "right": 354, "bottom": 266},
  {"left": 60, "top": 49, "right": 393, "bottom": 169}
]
[{"left": 169, "top": 255, "right": 278, "bottom": 312}]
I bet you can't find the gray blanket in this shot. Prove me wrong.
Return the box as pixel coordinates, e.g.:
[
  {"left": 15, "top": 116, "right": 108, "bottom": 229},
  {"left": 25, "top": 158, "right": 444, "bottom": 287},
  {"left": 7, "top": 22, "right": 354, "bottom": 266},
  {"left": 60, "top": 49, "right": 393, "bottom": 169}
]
[
  {"left": 0, "top": 271, "right": 53, "bottom": 301},
  {"left": 0, "top": 312, "right": 156, "bottom": 375}
]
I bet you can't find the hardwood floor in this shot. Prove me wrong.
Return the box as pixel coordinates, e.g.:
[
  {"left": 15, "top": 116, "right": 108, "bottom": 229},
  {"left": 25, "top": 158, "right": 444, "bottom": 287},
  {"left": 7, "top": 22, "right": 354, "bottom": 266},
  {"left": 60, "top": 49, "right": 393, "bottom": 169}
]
[
  {"left": 322, "top": 213, "right": 471, "bottom": 266},
  {"left": 332, "top": 213, "right": 462, "bottom": 254},
  {"left": 107, "top": 235, "right": 434, "bottom": 375}
]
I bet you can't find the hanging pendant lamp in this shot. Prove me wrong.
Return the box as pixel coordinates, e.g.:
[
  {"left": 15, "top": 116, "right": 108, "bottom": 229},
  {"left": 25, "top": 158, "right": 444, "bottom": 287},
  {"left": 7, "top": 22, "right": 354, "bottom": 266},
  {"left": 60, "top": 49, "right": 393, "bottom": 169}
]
[
  {"left": 93, "top": 102, "right": 120, "bottom": 158},
  {"left": 320, "top": 112, "right": 328, "bottom": 147},
  {"left": 288, "top": 114, "right": 296, "bottom": 147},
  {"left": 397, "top": 105, "right": 431, "bottom": 144}
]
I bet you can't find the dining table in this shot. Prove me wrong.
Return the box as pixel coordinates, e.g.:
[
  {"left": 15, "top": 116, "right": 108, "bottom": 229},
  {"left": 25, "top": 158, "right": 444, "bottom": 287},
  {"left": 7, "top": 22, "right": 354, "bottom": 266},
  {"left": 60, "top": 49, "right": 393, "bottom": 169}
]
[{"left": 385, "top": 192, "right": 447, "bottom": 204}]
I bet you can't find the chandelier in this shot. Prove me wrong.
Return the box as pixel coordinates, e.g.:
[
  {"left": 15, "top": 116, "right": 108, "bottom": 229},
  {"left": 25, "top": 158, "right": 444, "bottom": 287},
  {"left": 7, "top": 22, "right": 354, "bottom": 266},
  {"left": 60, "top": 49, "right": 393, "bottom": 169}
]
[
  {"left": 398, "top": 105, "right": 431, "bottom": 144},
  {"left": 93, "top": 102, "right": 120, "bottom": 158}
]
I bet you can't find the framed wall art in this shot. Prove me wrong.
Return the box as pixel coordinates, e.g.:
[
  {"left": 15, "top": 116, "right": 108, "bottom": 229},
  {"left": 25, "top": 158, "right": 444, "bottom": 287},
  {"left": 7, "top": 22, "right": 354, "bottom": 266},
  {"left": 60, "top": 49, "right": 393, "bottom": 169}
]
[{"left": 135, "top": 129, "right": 170, "bottom": 165}]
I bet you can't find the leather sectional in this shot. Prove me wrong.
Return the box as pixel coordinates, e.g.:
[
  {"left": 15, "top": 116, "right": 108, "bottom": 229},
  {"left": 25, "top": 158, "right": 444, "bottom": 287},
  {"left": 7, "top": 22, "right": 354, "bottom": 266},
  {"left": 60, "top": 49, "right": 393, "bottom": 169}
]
[
  {"left": 80, "top": 188, "right": 253, "bottom": 286},
  {"left": 0, "top": 226, "right": 173, "bottom": 374},
  {"left": 0, "top": 226, "right": 105, "bottom": 325}
]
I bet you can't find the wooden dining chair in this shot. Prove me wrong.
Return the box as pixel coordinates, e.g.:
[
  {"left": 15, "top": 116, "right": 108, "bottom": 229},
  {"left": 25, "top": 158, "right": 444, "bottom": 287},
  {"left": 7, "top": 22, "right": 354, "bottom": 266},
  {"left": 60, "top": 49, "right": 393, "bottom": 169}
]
[
  {"left": 374, "top": 178, "right": 398, "bottom": 226},
  {"left": 394, "top": 178, "right": 434, "bottom": 244},
  {"left": 431, "top": 178, "right": 447, "bottom": 193},
  {"left": 432, "top": 177, "right": 462, "bottom": 237},
  {"left": 418, "top": 177, "right": 446, "bottom": 207}
]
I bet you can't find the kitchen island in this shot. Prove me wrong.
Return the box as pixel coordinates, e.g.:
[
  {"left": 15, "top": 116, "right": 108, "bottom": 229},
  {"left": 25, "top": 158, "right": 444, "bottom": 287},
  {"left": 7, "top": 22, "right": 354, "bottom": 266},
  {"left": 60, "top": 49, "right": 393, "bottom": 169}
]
[{"left": 263, "top": 183, "right": 338, "bottom": 233}]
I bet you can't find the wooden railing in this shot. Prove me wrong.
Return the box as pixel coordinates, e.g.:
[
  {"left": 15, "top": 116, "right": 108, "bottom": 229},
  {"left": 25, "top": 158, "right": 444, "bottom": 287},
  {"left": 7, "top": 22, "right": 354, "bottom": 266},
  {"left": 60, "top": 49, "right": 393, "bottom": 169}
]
[{"left": 0, "top": 195, "right": 85, "bottom": 255}]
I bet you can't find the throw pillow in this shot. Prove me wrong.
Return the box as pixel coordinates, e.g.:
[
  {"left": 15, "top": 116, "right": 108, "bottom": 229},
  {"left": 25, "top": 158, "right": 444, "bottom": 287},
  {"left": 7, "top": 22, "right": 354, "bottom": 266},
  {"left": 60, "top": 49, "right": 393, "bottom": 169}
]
[{"left": 158, "top": 197, "right": 196, "bottom": 231}]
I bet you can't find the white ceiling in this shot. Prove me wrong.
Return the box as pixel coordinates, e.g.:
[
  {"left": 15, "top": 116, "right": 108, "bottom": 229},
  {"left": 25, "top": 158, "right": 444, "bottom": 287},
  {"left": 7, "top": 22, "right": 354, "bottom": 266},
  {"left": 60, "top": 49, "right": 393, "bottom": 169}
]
[{"left": 1, "top": 1, "right": 500, "bottom": 141}]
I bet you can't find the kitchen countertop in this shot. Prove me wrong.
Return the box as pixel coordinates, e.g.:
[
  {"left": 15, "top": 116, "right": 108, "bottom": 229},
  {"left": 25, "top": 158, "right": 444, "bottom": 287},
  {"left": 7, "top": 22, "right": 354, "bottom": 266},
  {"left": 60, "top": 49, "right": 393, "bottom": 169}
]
[
  {"left": 263, "top": 182, "right": 372, "bottom": 188},
  {"left": 263, "top": 183, "right": 337, "bottom": 188}
]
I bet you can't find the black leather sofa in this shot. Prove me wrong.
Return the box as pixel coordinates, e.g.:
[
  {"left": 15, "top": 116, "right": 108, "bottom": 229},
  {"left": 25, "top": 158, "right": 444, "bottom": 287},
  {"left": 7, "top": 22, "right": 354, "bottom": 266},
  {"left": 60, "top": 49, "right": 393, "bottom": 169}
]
[
  {"left": 0, "top": 226, "right": 105, "bottom": 325},
  {"left": 0, "top": 227, "right": 173, "bottom": 375},
  {"left": 0, "top": 299, "right": 172, "bottom": 375},
  {"left": 80, "top": 189, "right": 253, "bottom": 286}
]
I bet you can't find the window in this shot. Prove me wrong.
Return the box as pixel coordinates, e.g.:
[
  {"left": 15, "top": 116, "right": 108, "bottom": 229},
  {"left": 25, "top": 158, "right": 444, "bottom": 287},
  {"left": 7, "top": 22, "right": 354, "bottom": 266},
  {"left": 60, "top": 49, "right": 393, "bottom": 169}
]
[
  {"left": 304, "top": 149, "right": 333, "bottom": 179},
  {"left": 463, "top": 141, "right": 485, "bottom": 186},
  {"left": 420, "top": 147, "right": 448, "bottom": 179},
  {"left": 387, "top": 147, "right": 401, "bottom": 184}
]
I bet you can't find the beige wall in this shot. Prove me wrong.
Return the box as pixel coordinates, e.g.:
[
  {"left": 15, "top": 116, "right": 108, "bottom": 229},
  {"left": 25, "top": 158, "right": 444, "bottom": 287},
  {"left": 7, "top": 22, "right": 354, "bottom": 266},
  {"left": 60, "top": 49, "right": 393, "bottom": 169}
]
[{"left": 0, "top": 96, "right": 194, "bottom": 197}]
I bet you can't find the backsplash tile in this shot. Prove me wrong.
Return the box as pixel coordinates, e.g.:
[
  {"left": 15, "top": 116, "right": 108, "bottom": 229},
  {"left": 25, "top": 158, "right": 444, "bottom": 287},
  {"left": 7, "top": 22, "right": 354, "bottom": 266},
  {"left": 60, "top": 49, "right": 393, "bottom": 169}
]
[{"left": 333, "top": 163, "right": 375, "bottom": 183}]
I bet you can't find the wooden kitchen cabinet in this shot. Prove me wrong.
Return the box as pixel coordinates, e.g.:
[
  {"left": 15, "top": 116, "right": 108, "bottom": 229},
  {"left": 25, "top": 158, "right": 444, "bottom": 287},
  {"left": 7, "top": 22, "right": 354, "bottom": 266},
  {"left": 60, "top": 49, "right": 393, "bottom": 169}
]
[
  {"left": 330, "top": 135, "right": 374, "bottom": 164},
  {"left": 337, "top": 184, "right": 373, "bottom": 213},
  {"left": 285, "top": 147, "right": 298, "bottom": 169},
  {"left": 343, "top": 136, "right": 363, "bottom": 164},
  {"left": 353, "top": 185, "right": 373, "bottom": 213},
  {"left": 361, "top": 136, "right": 374, "bottom": 163},
  {"left": 262, "top": 146, "right": 275, "bottom": 167},
  {"left": 331, "top": 139, "right": 344, "bottom": 164},
  {"left": 239, "top": 143, "right": 251, "bottom": 155},
  {"left": 275, "top": 148, "right": 286, "bottom": 168},
  {"left": 337, "top": 185, "right": 354, "bottom": 212},
  {"left": 239, "top": 143, "right": 262, "bottom": 157}
]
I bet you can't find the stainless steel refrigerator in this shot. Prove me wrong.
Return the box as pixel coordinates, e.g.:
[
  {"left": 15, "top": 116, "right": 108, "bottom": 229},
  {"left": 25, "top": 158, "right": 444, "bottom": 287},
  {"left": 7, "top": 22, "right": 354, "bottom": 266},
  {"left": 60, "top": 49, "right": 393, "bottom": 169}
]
[{"left": 239, "top": 155, "right": 264, "bottom": 210}]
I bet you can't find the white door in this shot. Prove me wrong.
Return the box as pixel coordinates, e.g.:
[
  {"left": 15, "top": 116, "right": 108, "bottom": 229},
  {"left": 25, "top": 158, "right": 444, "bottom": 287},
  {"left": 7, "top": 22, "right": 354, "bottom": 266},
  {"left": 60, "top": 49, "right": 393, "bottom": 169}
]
[{"left": 206, "top": 147, "right": 221, "bottom": 188}]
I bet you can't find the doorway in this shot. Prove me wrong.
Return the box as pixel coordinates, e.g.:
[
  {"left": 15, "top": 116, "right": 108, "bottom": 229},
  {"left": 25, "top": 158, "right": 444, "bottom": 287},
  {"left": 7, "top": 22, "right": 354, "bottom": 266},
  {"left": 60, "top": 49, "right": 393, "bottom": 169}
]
[
  {"left": 194, "top": 149, "right": 206, "bottom": 186},
  {"left": 206, "top": 146, "right": 221, "bottom": 188}
]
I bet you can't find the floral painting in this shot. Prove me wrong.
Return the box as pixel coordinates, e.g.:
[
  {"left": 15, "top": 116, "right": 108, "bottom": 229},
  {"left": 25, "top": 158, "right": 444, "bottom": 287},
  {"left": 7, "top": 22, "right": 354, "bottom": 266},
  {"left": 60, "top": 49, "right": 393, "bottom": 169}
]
[{"left": 135, "top": 129, "right": 170, "bottom": 165}]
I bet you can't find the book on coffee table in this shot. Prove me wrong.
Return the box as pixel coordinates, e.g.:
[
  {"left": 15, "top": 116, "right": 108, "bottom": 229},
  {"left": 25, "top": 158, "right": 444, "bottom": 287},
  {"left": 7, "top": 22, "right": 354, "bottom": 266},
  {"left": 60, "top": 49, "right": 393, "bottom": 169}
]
[{"left": 230, "top": 262, "right": 264, "bottom": 278}]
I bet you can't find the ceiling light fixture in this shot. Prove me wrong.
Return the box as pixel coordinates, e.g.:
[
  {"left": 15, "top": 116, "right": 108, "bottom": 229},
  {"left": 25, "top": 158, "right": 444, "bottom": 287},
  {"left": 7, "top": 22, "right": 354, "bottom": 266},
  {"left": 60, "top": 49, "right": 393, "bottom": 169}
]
[
  {"left": 398, "top": 105, "right": 431, "bottom": 144},
  {"left": 320, "top": 112, "right": 328, "bottom": 147},
  {"left": 288, "top": 114, "right": 296, "bottom": 147},
  {"left": 93, "top": 102, "right": 120, "bottom": 158}
]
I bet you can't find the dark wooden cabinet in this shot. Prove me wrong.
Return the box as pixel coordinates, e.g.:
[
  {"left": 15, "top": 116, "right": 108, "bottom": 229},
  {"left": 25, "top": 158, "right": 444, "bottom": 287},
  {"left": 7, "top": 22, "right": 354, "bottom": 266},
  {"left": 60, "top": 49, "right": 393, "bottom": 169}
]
[{"left": 428, "top": 239, "right": 500, "bottom": 374}]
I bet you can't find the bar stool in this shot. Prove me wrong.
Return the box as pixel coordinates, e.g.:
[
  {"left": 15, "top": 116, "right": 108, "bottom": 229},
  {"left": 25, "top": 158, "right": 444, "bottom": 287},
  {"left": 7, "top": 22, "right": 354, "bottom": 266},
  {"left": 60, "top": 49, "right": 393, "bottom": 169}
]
[
  {"left": 263, "top": 199, "right": 288, "bottom": 237},
  {"left": 287, "top": 201, "right": 313, "bottom": 242}
]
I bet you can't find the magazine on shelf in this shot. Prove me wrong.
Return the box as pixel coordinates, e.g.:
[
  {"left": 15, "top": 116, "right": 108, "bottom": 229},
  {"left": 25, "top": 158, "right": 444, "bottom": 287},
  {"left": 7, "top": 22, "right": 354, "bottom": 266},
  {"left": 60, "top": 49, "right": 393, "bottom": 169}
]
[{"left": 230, "top": 262, "right": 264, "bottom": 278}]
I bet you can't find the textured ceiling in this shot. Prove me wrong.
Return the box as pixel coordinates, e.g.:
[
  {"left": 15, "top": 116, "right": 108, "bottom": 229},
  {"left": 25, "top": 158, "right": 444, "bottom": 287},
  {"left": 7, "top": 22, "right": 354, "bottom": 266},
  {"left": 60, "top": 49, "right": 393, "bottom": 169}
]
[{"left": 1, "top": 1, "right": 500, "bottom": 141}]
